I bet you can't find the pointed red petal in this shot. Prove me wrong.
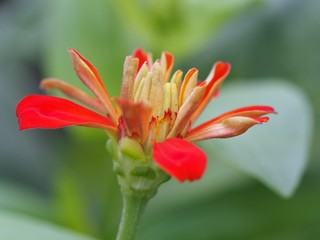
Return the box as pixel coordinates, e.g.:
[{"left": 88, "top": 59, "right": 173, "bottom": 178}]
[
  {"left": 40, "top": 78, "right": 106, "bottom": 114},
  {"left": 191, "top": 62, "right": 231, "bottom": 122},
  {"left": 186, "top": 116, "right": 270, "bottom": 142},
  {"left": 186, "top": 105, "right": 274, "bottom": 142},
  {"left": 133, "top": 48, "right": 151, "bottom": 71},
  {"left": 191, "top": 105, "right": 275, "bottom": 133},
  {"left": 204, "top": 62, "right": 231, "bottom": 98},
  {"left": 68, "top": 49, "right": 117, "bottom": 123},
  {"left": 16, "top": 95, "right": 117, "bottom": 131},
  {"left": 69, "top": 49, "right": 106, "bottom": 89},
  {"left": 153, "top": 138, "right": 207, "bottom": 182}
]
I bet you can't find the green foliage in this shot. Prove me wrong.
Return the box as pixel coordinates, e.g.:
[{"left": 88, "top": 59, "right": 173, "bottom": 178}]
[
  {"left": 0, "top": 210, "right": 97, "bottom": 240},
  {"left": 0, "top": 181, "right": 52, "bottom": 219},
  {"left": 199, "top": 81, "right": 313, "bottom": 197},
  {"left": 139, "top": 173, "right": 320, "bottom": 240}
]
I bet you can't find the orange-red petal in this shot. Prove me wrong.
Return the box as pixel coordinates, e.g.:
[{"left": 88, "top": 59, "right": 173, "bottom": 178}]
[
  {"left": 68, "top": 49, "right": 117, "bottom": 123},
  {"left": 191, "top": 62, "right": 231, "bottom": 122},
  {"left": 185, "top": 116, "right": 269, "bottom": 142},
  {"left": 203, "top": 62, "right": 231, "bottom": 100},
  {"left": 191, "top": 105, "right": 275, "bottom": 133},
  {"left": 16, "top": 95, "right": 117, "bottom": 131},
  {"left": 186, "top": 105, "right": 275, "bottom": 142},
  {"left": 153, "top": 138, "right": 207, "bottom": 182},
  {"left": 114, "top": 98, "right": 153, "bottom": 142},
  {"left": 40, "top": 78, "right": 106, "bottom": 114}
]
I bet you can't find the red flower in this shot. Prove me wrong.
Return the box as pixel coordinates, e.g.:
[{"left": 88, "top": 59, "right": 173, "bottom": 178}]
[{"left": 16, "top": 48, "right": 275, "bottom": 182}]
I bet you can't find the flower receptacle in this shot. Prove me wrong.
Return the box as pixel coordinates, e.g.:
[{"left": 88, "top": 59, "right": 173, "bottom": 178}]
[{"left": 109, "top": 137, "right": 170, "bottom": 199}]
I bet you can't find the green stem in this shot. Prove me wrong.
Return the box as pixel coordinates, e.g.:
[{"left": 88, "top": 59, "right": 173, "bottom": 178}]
[{"left": 116, "top": 194, "right": 150, "bottom": 240}]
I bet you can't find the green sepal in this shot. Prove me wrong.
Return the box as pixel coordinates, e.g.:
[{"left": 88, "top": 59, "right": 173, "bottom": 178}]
[
  {"left": 130, "top": 165, "right": 156, "bottom": 180},
  {"left": 118, "top": 137, "right": 145, "bottom": 161}
]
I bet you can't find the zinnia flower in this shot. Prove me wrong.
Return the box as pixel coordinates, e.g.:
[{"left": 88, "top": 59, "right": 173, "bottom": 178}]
[{"left": 16, "top": 48, "right": 275, "bottom": 184}]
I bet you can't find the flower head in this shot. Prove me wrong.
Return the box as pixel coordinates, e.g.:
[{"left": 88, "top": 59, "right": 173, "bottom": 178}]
[{"left": 16, "top": 48, "right": 275, "bottom": 184}]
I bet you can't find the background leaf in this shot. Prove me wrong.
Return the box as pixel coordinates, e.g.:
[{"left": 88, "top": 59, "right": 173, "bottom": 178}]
[
  {"left": 0, "top": 210, "right": 97, "bottom": 240},
  {"left": 0, "top": 181, "right": 51, "bottom": 219},
  {"left": 199, "top": 80, "right": 313, "bottom": 197},
  {"left": 139, "top": 173, "right": 320, "bottom": 240}
]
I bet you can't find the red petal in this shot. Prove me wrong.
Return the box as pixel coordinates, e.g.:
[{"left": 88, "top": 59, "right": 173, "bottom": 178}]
[
  {"left": 16, "top": 95, "right": 117, "bottom": 131},
  {"left": 204, "top": 62, "right": 231, "bottom": 98},
  {"left": 197, "top": 81, "right": 220, "bottom": 99},
  {"left": 69, "top": 49, "right": 106, "bottom": 89},
  {"left": 40, "top": 78, "right": 106, "bottom": 114},
  {"left": 186, "top": 105, "right": 274, "bottom": 142},
  {"left": 133, "top": 48, "right": 151, "bottom": 71},
  {"left": 153, "top": 138, "right": 207, "bottom": 182},
  {"left": 191, "top": 105, "right": 275, "bottom": 133},
  {"left": 191, "top": 62, "right": 230, "bottom": 122},
  {"left": 186, "top": 116, "right": 270, "bottom": 142},
  {"left": 68, "top": 49, "right": 117, "bottom": 123}
]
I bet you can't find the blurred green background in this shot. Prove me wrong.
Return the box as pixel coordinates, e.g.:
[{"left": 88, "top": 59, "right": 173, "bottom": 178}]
[{"left": 0, "top": 0, "right": 319, "bottom": 239}]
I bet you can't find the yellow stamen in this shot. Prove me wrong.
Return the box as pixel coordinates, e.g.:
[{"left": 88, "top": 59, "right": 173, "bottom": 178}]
[
  {"left": 120, "top": 56, "right": 139, "bottom": 101},
  {"left": 163, "top": 83, "right": 171, "bottom": 112},
  {"left": 149, "top": 62, "right": 164, "bottom": 118},
  {"left": 133, "top": 63, "right": 149, "bottom": 97},
  {"left": 170, "top": 70, "right": 183, "bottom": 96},
  {"left": 134, "top": 77, "right": 145, "bottom": 102},
  {"left": 163, "top": 83, "right": 179, "bottom": 114},
  {"left": 138, "top": 72, "right": 152, "bottom": 102}
]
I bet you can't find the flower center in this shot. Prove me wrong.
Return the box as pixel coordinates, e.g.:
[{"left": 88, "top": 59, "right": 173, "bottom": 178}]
[{"left": 118, "top": 52, "right": 206, "bottom": 153}]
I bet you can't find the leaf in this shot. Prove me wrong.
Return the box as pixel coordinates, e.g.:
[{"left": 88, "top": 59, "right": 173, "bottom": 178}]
[
  {"left": 0, "top": 210, "right": 97, "bottom": 240},
  {"left": 198, "top": 80, "right": 313, "bottom": 197},
  {"left": 139, "top": 173, "right": 320, "bottom": 240},
  {"left": 0, "top": 181, "right": 51, "bottom": 219}
]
